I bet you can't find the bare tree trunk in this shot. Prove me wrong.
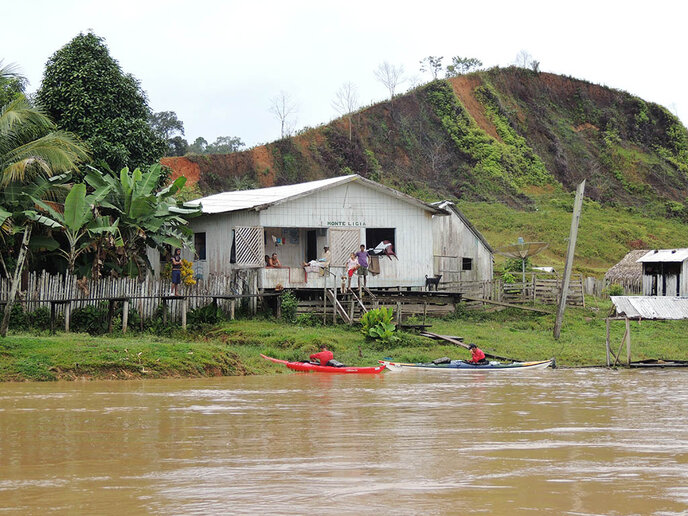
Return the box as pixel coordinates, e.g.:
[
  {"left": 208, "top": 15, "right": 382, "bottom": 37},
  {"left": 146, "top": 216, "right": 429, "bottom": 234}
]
[{"left": 0, "top": 226, "right": 32, "bottom": 337}]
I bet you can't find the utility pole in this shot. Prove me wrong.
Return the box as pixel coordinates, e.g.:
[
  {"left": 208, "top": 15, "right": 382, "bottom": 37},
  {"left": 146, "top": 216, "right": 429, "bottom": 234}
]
[{"left": 553, "top": 179, "right": 585, "bottom": 339}]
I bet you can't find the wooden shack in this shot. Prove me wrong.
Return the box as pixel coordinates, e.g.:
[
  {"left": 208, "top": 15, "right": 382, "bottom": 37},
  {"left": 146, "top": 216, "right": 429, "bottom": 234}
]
[
  {"left": 176, "top": 175, "right": 449, "bottom": 290},
  {"left": 637, "top": 248, "right": 688, "bottom": 296},
  {"left": 431, "top": 201, "right": 494, "bottom": 284}
]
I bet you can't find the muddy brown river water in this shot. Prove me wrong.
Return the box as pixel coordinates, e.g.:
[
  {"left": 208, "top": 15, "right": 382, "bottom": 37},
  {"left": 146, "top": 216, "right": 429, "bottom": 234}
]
[{"left": 1, "top": 368, "right": 688, "bottom": 515}]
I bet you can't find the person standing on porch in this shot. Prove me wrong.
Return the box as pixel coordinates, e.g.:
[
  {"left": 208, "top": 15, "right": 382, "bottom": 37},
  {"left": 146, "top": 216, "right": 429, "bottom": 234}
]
[
  {"left": 171, "top": 248, "right": 182, "bottom": 296},
  {"left": 355, "top": 244, "right": 369, "bottom": 288}
]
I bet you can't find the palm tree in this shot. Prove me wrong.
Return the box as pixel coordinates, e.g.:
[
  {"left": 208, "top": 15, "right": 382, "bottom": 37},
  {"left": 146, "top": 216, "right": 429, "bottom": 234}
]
[{"left": 0, "top": 66, "right": 89, "bottom": 336}]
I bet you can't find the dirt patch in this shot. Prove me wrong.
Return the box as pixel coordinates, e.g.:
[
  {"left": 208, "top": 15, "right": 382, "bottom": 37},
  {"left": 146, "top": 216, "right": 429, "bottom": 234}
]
[
  {"left": 573, "top": 123, "right": 599, "bottom": 132},
  {"left": 250, "top": 146, "right": 276, "bottom": 186},
  {"left": 447, "top": 76, "right": 501, "bottom": 141},
  {"left": 161, "top": 157, "right": 201, "bottom": 187}
]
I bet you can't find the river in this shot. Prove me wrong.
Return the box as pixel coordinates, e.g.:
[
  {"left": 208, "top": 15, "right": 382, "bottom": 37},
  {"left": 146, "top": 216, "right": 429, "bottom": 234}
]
[{"left": 1, "top": 368, "right": 687, "bottom": 515}]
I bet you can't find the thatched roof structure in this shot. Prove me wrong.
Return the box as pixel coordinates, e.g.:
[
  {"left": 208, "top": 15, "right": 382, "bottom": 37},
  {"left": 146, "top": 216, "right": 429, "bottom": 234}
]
[{"left": 604, "top": 250, "right": 648, "bottom": 284}]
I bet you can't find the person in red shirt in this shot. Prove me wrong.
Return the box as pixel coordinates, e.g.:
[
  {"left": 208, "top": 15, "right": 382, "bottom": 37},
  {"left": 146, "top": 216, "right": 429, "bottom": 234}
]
[
  {"left": 309, "top": 345, "right": 334, "bottom": 366},
  {"left": 467, "top": 343, "right": 488, "bottom": 365}
]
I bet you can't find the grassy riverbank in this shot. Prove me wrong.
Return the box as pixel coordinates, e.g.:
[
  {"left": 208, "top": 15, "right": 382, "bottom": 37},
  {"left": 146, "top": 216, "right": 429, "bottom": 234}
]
[{"left": 2, "top": 299, "right": 688, "bottom": 381}]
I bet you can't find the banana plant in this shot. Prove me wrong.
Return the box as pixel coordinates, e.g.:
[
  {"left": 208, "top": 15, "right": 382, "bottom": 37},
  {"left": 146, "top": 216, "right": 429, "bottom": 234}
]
[
  {"left": 30, "top": 182, "right": 120, "bottom": 272},
  {"left": 84, "top": 164, "right": 200, "bottom": 276}
]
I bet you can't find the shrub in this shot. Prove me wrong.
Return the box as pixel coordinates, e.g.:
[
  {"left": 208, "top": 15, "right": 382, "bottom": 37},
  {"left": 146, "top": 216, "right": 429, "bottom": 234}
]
[
  {"left": 604, "top": 283, "right": 624, "bottom": 297},
  {"left": 280, "top": 291, "right": 298, "bottom": 323},
  {"left": 71, "top": 303, "right": 109, "bottom": 334},
  {"left": 360, "top": 306, "right": 398, "bottom": 343}
]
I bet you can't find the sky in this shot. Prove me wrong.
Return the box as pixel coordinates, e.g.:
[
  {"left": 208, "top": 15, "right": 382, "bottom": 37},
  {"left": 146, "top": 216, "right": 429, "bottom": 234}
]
[{"left": 4, "top": 0, "right": 687, "bottom": 149}]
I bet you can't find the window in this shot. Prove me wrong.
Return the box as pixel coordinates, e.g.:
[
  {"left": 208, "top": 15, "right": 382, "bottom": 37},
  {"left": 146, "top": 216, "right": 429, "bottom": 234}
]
[
  {"left": 194, "top": 232, "right": 206, "bottom": 260},
  {"left": 462, "top": 257, "right": 473, "bottom": 271},
  {"left": 365, "top": 228, "right": 396, "bottom": 252}
]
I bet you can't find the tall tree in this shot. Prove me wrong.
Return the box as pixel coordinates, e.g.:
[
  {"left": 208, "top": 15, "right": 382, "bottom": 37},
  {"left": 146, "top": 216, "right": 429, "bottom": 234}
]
[
  {"left": 0, "top": 60, "right": 27, "bottom": 106},
  {"left": 419, "top": 56, "right": 443, "bottom": 80},
  {"left": 374, "top": 62, "right": 405, "bottom": 99},
  {"left": 445, "top": 56, "right": 483, "bottom": 77},
  {"left": 0, "top": 86, "right": 89, "bottom": 336},
  {"left": 332, "top": 82, "right": 359, "bottom": 140},
  {"left": 36, "top": 32, "right": 166, "bottom": 171},
  {"left": 150, "top": 111, "right": 184, "bottom": 140},
  {"left": 269, "top": 91, "right": 298, "bottom": 139}
]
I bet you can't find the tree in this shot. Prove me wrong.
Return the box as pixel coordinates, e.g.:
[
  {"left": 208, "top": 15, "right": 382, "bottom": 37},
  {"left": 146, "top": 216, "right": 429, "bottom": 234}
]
[
  {"left": 84, "top": 164, "right": 200, "bottom": 277},
  {"left": 514, "top": 49, "right": 533, "bottom": 68},
  {"left": 0, "top": 87, "right": 89, "bottom": 336},
  {"left": 36, "top": 32, "right": 166, "bottom": 172},
  {"left": 30, "top": 183, "right": 118, "bottom": 273},
  {"left": 0, "top": 60, "right": 27, "bottom": 106},
  {"left": 205, "top": 136, "right": 245, "bottom": 154},
  {"left": 150, "top": 111, "right": 184, "bottom": 140},
  {"left": 419, "top": 56, "right": 443, "bottom": 80},
  {"left": 374, "top": 62, "right": 405, "bottom": 99},
  {"left": 332, "top": 82, "right": 359, "bottom": 140},
  {"left": 168, "top": 136, "right": 189, "bottom": 156},
  {"left": 269, "top": 91, "right": 298, "bottom": 138},
  {"left": 445, "top": 56, "right": 483, "bottom": 77},
  {"left": 188, "top": 137, "right": 208, "bottom": 154}
]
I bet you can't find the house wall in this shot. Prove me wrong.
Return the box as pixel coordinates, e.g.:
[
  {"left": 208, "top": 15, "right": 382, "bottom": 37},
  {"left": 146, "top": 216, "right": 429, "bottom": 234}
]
[
  {"left": 432, "top": 211, "right": 493, "bottom": 283},
  {"left": 642, "top": 261, "right": 688, "bottom": 296},
  {"left": 187, "top": 181, "right": 437, "bottom": 288}
]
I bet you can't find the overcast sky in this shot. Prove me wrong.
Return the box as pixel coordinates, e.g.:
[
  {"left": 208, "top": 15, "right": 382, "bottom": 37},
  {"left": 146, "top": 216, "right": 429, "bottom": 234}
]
[{"left": 4, "top": 1, "right": 687, "bottom": 149}]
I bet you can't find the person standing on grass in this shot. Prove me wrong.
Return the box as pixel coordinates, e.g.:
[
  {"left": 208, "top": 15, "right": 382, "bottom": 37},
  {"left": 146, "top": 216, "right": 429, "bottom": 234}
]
[
  {"left": 355, "top": 244, "right": 369, "bottom": 288},
  {"left": 171, "top": 248, "right": 182, "bottom": 296}
]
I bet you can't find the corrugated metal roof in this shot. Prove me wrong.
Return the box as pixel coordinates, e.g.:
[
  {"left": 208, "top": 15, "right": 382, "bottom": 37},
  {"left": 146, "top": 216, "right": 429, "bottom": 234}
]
[
  {"left": 185, "top": 174, "right": 447, "bottom": 215},
  {"left": 610, "top": 296, "right": 688, "bottom": 320},
  {"left": 637, "top": 249, "right": 688, "bottom": 263}
]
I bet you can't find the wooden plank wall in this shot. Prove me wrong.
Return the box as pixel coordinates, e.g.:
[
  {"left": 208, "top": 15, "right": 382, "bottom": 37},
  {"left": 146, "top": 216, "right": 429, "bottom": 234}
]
[{"left": 0, "top": 271, "right": 253, "bottom": 321}]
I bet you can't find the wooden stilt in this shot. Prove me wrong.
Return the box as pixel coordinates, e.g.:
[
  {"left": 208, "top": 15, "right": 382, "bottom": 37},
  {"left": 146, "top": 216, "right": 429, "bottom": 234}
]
[
  {"left": 605, "top": 318, "right": 611, "bottom": 367},
  {"left": 625, "top": 317, "right": 631, "bottom": 366}
]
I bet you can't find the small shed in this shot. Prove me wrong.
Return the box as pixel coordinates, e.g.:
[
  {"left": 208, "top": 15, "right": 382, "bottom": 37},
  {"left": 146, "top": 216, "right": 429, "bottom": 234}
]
[
  {"left": 178, "top": 175, "right": 449, "bottom": 290},
  {"left": 431, "top": 201, "right": 493, "bottom": 284},
  {"left": 637, "top": 249, "right": 688, "bottom": 296},
  {"left": 604, "top": 249, "right": 648, "bottom": 290}
]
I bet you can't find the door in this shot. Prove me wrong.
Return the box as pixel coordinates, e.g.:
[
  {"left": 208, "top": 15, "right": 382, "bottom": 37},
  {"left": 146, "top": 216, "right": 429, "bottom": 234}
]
[{"left": 306, "top": 230, "right": 317, "bottom": 262}]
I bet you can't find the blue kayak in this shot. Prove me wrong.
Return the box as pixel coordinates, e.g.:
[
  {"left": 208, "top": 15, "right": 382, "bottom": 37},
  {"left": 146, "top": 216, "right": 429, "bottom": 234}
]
[{"left": 380, "top": 358, "right": 554, "bottom": 371}]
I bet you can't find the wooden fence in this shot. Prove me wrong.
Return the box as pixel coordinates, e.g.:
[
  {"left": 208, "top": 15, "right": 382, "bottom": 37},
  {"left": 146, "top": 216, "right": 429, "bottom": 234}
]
[
  {"left": 0, "top": 270, "right": 256, "bottom": 321},
  {"left": 583, "top": 276, "right": 642, "bottom": 297},
  {"left": 442, "top": 273, "right": 586, "bottom": 307}
]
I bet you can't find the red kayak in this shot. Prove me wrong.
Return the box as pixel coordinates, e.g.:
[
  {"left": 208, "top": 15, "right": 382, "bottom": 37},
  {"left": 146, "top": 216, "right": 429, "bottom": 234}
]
[{"left": 260, "top": 354, "right": 386, "bottom": 374}]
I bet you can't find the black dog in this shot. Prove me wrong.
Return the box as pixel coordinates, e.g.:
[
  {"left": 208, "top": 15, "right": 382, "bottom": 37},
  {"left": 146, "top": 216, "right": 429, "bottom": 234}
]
[{"left": 425, "top": 274, "right": 442, "bottom": 291}]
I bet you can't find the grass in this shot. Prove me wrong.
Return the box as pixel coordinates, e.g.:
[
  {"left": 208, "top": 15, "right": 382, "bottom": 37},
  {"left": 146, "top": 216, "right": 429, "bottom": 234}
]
[
  {"left": 2, "top": 299, "right": 688, "bottom": 381},
  {"left": 458, "top": 190, "right": 688, "bottom": 276}
]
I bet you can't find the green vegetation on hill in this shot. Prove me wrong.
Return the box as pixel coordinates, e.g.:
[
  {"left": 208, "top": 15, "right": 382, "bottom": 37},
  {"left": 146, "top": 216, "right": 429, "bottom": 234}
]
[{"left": 169, "top": 67, "right": 688, "bottom": 273}]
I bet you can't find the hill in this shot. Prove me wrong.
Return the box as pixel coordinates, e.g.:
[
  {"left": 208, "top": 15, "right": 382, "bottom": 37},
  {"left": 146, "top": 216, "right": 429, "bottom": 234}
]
[{"left": 162, "top": 67, "right": 688, "bottom": 274}]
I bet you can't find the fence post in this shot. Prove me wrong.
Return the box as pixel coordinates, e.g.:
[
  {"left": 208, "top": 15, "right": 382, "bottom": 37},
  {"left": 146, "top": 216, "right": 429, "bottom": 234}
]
[
  {"left": 65, "top": 301, "right": 71, "bottom": 333},
  {"left": 122, "top": 299, "right": 129, "bottom": 333},
  {"left": 181, "top": 297, "right": 187, "bottom": 330}
]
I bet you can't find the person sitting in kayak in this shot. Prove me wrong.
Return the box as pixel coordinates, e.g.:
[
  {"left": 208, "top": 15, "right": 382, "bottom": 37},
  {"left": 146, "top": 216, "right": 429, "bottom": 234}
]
[
  {"left": 467, "top": 343, "right": 488, "bottom": 365},
  {"left": 309, "top": 345, "right": 334, "bottom": 366}
]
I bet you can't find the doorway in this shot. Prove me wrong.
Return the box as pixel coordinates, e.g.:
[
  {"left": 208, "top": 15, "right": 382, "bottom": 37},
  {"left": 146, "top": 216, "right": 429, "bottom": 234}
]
[{"left": 306, "top": 230, "right": 317, "bottom": 262}]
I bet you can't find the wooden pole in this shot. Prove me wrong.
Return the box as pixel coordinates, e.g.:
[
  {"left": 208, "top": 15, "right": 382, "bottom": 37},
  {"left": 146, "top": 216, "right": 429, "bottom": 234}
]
[
  {"left": 50, "top": 301, "right": 56, "bottom": 335},
  {"left": 554, "top": 179, "right": 586, "bottom": 339},
  {"left": 107, "top": 299, "right": 115, "bottom": 333},
  {"left": 65, "top": 302, "right": 71, "bottom": 333},
  {"left": 122, "top": 299, "right": 129, "bottom": 333},
  {"left": 230, "top": 300, "right": 235, "bottom": 320},
  {"left": 181, "top": 297, "right": 187, "bottom": 330},
  {"left": 605, "top": 318, "right": 611, "bottom": 367},
  {"left": 625, "top": 317, "right": 631, "bottom": 366},
  {"left": 396, "top": 301, "right": 402, "bottom": 325}
]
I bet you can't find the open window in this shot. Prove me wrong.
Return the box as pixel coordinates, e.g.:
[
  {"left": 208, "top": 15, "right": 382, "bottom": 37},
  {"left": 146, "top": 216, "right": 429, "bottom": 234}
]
[
  {"left": 365, "top": 228, "right": 396, "bottom": 252},
  {"left": 194, "top": 232, "right": 206, "bottom": 260},
  {"left": 462, "top": 257, "right": 473, "bottom": 271}
]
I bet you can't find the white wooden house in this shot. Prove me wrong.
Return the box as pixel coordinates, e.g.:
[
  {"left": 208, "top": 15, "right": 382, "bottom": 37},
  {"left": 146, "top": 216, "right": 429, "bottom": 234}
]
[
  {"left": 637, "top": 248, "right": 688, "bottom": 296},
  {"left": 431, "top": 201, "right": 494, "bottom": 284},
  {"left": 179, "top": 175, "right": 449, "bottom": 290}
]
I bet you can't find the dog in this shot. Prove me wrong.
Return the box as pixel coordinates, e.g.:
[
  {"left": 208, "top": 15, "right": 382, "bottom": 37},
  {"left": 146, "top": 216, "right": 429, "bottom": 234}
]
[{"left": 425, "top": 274, "right": 442, "bottom": 291}]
